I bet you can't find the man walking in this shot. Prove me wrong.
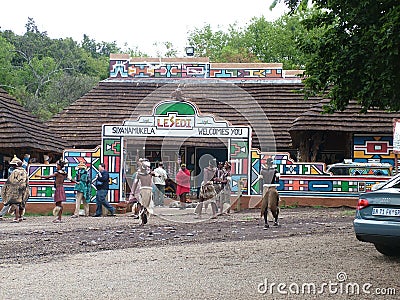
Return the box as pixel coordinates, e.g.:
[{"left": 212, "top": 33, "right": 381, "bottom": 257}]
[
  {"left": 93, "top": 163, "right": 115, "bottom": 217},
  {"left": 153, "top": 162, "right": 167, "bottom": 206}
]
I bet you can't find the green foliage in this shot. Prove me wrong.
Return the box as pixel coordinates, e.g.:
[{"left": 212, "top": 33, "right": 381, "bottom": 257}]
[
  {"left": 187, "top": 23, "right": 259, "bottom": 62},
  {"left": 286, "top": 0, "right": 400, "bottom": 111},
  {"left": 153, "top": 41, "right": 178, "bottom": 58},
  {"left": 81, "top": 34, "right": 120, "bottom": 59},
  {"left": 187, "top": 24, "right": 231, "bottom": 60},
  {"left": 42, "top": 73, "right": 99, "bottom": 115},
  {"left": 187, "top": 13, "right": 317, "bottom": 69},
  {"left": 0, "top": 36, "right": 15, "bottom": 90},
  {"left": 245, "top": 13, "right": 316, "bottom": 69},
  {"left": 0, "top": 19, "right": 115, "bottom": 120}
]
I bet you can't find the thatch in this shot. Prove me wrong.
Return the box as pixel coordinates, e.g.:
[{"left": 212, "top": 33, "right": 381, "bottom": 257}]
[
  {"left": 48, "top": 79, "right": 321, "bottom": 152},
  {"left": 0, "top": 88, "right": 67, "bottom": 155},
  {"left": 290, "top": 98, "right": 400, "bottom": 133}
]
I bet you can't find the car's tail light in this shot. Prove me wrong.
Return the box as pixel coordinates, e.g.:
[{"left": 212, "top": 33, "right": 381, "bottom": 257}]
[{"left": 356, "top": 198, "right": 369, "bottom": 210}]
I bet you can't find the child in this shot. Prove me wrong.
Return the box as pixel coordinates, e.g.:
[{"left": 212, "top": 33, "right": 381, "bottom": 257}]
[{"left": 40, "top": 160, "right": 68, "bottom": 223}]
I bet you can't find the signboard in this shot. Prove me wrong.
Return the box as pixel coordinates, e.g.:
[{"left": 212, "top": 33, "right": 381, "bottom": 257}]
[
  {"left": 102, "top": 100, "right": 250, "bottom": 138},
  {"left": 101, "top": 99, "right": 252, "bottom": 197}
]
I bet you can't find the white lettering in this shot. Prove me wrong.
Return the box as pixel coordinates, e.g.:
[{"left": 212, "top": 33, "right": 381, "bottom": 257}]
[
  {"left": 111, "top": 126, "right": 156, "bottom": 136},
  {"left": 197, "top": 128, "right": 230, "bottom": 136}
]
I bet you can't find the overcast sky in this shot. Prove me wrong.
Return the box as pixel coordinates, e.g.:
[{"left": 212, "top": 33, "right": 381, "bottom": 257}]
[{"left": 0, "top": 0, "right": 288, "bottom": 57}]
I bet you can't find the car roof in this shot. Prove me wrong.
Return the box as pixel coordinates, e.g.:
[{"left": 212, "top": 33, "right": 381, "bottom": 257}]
[
  {"left": 327, "top": 162, "right": 392, "bottom": 169},
  {"left": 374, "top": 172, "right": 400, "bottom": 190}
]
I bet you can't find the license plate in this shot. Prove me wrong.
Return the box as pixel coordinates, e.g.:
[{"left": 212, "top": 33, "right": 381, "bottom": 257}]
[{"left": 372, "top": 207, "right": 400, "bottom": 217}]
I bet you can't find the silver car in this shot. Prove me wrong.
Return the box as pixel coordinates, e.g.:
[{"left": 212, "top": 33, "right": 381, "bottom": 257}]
[{"left": 354, "top": 173, "right": 400, "bottom": 256}]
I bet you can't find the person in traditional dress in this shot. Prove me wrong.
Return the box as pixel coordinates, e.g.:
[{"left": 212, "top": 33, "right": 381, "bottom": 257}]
[
  {"left": 0, "top": 156, "right": 18, "bottom": 219},
  {"left": 40, "top": 160, "right": 69, "bottom": 223},
  {"left": 195, "top": 159, "right": 218, "bottom": 218},
  {"left": 213, "top": 162, "right": 224, "bottom": 213},
  {"left": 70, "top": 161, "right": 90, "bottom": 218},
  {"left": 216, "top": 161, "right": 232, "bottom": 215},
  {"left": 131, "top": 160, "right": 155, "bottom": 225},
  {"left": 1, "top": 155, "right": 30, "bottom": 222},
  {"left": 175, "top": 163, "right": 191, "bottom": 210},
  {"left": 259, "top": 157, "right": 280, "bottom": 229}
]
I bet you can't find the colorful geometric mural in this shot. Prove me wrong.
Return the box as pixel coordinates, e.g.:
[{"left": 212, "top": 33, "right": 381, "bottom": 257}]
[
  {"left": 109, "top": 57, "right": 283, "bottom": 80},
  {"left": 353, "top": 135, "right": 395, "bottom": 165},
  {"left": 16, "top": 147, "right": 103, "bottom": 203},
  {"left": 102, "top": 139, "right": 122, "bottom": 203},
  {"left": 229, "top": 139, "right": 250, "bottom": 194},
  {"left": 104, "top": 99, "right": 252, "bottom": 198},
  {"left": 250, "top": 150, "right": 391, "bottom": 197},
  {"left": 63, "top": 146, "right": 102, "bottom": 202},
  {"left": 0, "top": 145, "right": 123, "bottom": 204},
  {"left": 0, "top": 147, "right": 394, "bottom": 203},
  {"left": 27, "top": 165, "right": 75, "bottom": 203}
]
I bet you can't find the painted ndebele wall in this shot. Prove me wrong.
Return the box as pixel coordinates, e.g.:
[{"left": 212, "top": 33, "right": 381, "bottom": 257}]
[
  {"left": 353, "top": 135, "right": 396, "bottom": 165},
  {"left": 0, "top": 99, "right": 395, "bottom": 205},
  {"left": 109, "top": 55, "right": 285, "bottom": 79},
  {"left": 251, "top": 151, "right": 390, "bottom": 198},
  {"left": 0, "top": 147, "right": 391, "bottom": 205},
  {"left": 0, "top": 144, "right": 121, "bottom": 204}
]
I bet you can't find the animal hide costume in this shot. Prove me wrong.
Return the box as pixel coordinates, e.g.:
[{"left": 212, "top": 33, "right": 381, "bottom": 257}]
[{"left": 1, "top": 167, "right": 30, "bottom": 207}]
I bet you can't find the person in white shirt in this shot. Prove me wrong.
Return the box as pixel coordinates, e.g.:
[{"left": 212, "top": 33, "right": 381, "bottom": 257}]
[{"left": 153, "top": 162, "right": 168, "bottom": 206}]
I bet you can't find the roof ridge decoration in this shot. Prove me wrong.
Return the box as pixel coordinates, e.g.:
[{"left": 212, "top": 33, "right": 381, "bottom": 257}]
[{"left": 109, "top": 54, "right": 286, "bottom": 80}]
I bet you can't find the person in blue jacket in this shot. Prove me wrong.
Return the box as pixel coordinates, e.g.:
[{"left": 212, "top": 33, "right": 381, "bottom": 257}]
[{"left": 93, "top": 163, "right": 115, "bottom": 217}]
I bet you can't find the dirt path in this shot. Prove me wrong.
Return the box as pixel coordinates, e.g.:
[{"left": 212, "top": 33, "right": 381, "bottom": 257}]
[
  {"left": 0, "top": 207, "right": 398, "bottom": 299},
  {"left": 0, "top": 207, "right": 353, "bottom": 265}
]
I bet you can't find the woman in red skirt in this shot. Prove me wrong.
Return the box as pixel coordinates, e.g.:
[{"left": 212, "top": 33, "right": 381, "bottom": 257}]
[
  {"left": 175, "top": 163, "right": 191, "bottom": 210},
  {"left": 40, "top": 160, "right": 68, "bottom": 223}
]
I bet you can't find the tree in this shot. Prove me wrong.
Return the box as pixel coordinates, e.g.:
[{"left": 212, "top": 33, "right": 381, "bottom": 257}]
[
  {"left": 0, "top": 19, "right": 115, "bottom": 120},
  {"left": 0, "top": 36, "right": 15, "bottom": 90},
  {"left": 81, "top": 34, "right": 120, "bottom": 58},
  {"left": 186, "top": 14, "right": 317, "bottom": 68},
  {"left": 187, "top": 24, "right": 231, "bottom": 60},
  {"left": 120, "top": 43, "right": 148, "bottom": 57},
  {"left": 153, "top": 41, "right": 178, "bottom": 58},
  {"left": 276, "top": 0, "right": 400, "bottom": 112},
  {"left": 245, "top": 13, "right": 316, "bottom": 69},
  {"left": 41, "top": 73, "right": 99, "bottom": 119}
]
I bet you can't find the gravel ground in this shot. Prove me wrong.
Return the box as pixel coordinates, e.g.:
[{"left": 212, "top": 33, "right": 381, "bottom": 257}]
[{"left": 0, "top": 207, "right": 398, "bottom": 300}]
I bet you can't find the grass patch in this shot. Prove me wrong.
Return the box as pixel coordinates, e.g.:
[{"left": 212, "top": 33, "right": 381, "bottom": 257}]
[
  {"left": 22, "top": 212, "right": 50, "bottom": 217},
  {"left": 14, "top": 211, "right": 74, "bottom": 217},
  {"left": 311, "top": 205, "right": 324, "bottom": 209},
  {"left": 281, "top": 202, "right": 299, "bottom": 209},
  {"left": 341, "top": 209, "right": 355, "bottom": 217}
]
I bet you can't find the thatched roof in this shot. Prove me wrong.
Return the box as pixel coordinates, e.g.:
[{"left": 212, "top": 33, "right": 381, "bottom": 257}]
[
  {"left": 290, "top": 98, "right": 400, "bottom": 132},
  {"left": 48, "top": 79, "right": 321, "bottom": 151},
  {"left": 0, "top": 88, "right": 67, "bottom": 154}
]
